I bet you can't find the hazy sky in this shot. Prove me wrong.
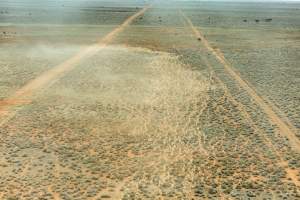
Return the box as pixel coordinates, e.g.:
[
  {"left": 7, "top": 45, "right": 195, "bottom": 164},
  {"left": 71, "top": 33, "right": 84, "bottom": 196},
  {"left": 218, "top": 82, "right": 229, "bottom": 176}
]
[{"left": 175, "top": 0, "right": 300, "bottom": 1}]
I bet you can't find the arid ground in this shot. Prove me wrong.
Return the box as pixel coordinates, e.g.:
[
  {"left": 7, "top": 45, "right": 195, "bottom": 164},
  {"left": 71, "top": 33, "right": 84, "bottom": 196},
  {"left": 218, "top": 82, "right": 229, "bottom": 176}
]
[{"left": 0, "top": 0, "right": 300, "bottom": 199}]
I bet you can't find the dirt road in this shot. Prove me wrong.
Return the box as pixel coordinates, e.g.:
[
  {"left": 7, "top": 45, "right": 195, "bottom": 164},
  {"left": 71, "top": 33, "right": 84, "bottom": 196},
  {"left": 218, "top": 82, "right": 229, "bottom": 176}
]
[
  {"left": 1, "top": 1, "right": 299, "bottom": 199},
  {"left": 0, "top": 5, "right": 151, "bottom": 127},
  {"left": 180, "top": 10, "right": 300, "bottom": 152}
]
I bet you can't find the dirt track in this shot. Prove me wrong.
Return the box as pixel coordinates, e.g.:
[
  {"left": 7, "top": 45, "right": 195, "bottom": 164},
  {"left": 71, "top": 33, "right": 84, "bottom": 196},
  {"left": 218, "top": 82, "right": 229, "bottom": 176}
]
[
  {"left": 0, "top": 6, "right": 150, "bottom": 127},
  {"left": 180, "top": 10, "right": 300, "bottom": 152},
  {"left": 202, "top": 56, "right": 300, "bottom": 187},
  {"left": 0, "top": 1, "right": 300, "bottom": 199}
]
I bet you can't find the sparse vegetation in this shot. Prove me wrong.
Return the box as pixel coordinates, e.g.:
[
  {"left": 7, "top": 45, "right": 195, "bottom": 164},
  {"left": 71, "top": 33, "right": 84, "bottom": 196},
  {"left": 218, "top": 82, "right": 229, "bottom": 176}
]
[{"left": 0, "top": 0, "right": 299, "bottom": 200}]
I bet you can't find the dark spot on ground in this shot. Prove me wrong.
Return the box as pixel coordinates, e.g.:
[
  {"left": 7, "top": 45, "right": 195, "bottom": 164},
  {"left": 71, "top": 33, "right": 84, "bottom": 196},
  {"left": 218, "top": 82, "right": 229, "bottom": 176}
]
[{"left": 265, "top": 18, "right": 272, "bottom": 22}]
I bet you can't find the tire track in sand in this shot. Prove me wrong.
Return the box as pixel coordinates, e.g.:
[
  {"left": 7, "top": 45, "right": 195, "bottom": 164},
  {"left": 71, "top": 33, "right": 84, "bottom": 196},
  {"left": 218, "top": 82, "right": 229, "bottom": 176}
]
[
  {"left": 203, "top": 57, "right": 300, "bottom": 187},
  {"left": 180, "top": 10, "right": 300, "bottom": 152},
  {"left": 0, "top": 5, "right": 151, "bottom": 127}
]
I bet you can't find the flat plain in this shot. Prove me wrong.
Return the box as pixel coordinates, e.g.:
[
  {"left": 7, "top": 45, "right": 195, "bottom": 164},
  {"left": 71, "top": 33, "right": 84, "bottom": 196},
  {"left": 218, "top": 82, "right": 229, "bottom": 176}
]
[{"left": 0, "top": 0, "right": 299, "bottom": 199}]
